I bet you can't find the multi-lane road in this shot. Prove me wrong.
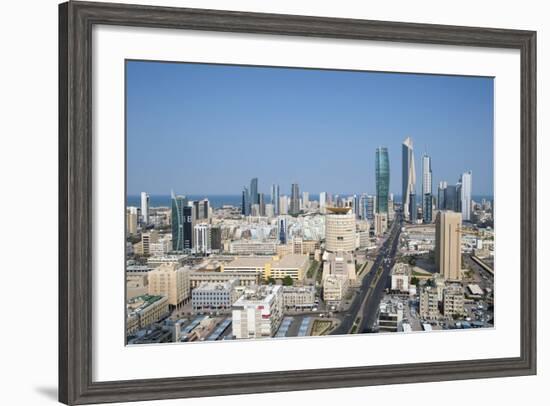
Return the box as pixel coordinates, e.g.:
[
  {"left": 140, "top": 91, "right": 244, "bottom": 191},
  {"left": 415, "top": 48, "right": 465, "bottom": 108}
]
[{"left": 330, "top": 214, "right": 403, "bottom": 335}]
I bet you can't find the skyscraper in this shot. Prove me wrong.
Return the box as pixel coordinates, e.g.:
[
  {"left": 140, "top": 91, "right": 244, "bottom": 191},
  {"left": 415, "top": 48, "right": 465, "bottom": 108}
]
[
  {"left": 171, "top": 191, "right": 190, "bottom": 252},
  {"left": 402, "top": 137, "right": 416, "bottom": 222},
  {"left": 437, "top": 181, "right": 447, "bottom": 210},
  {"left": 290, "top": 183, "right": 300, "bottom": 215},
  {"left": 241, "top": 186, "right": 250, "bottom": 216},
  {"left": 460, "top": 171, "right": 473, "bottom": 222},
  {"left": 271, "top": 184, "right": 280, "bottom": 215},
  {"left": 422, "top": 154, "right": 433, "bottom": 223},
  {"left": 278, "top": 216, "right": 287, "bottom": 244},
  {"left": 319, "top": 192, "right": 327, "bottom": 214},
  {"left": 325, "top": 207, "right": 356, "bottom": 252},
  {"left": 140, "top": 192, "right": 150, "bottom": 225},
  {"left": 435, "top": 211, "right": 462, "bottom": 281},
  {"left": 375, "top": 147, "right": 390, "bottom": 214},
  {"left": 194, "top": 223, "right": 211, "bottom": 255},
  {"left": 302, "top": 192, "right": 309, "bottom": 209},
  {"left": 444, "top": 184, "right": 458, "bottom": 212},
  {"left": 367, "top": 195, "right": 376, "bottom": 221},
  {"left": 359, "top": 193, "right": 368, "bottom": 220},
  {"left": 250, "top": 178, "right": 259, "bottom": 206}
]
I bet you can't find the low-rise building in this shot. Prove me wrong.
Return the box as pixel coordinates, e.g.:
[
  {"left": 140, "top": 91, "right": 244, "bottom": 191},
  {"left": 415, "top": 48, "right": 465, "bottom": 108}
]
[
  {"left": 126, "top": 294, "right": 170, "bottom": 336},
  {"left": 191, "top": 280, "right": 240, "bottom": 312},
  {"left": 391, "top": 263, "right": 411, "bottom": 292},
  {"left": 323, "top": 275, "right": 349, "bottom": 305},
  {"left": 419, "top": 286, "right": 440, "bottom": 320},
  {"left": 189, "top": 270, "right": 260, "bottom": 288},
  {"left": 232, "top": 285, "right": 283, "bottom": 339},
  {"left": 282, "top": 286, "right": 316, "bottom": 309},
  {"left": 378, "top": 299, "right": 404, "bottom": 333},
  {"left": 147, "top": 254, "right": 188, "bottom": 269},
  {"left": 222, "top": 254, "right": 309, "bottom": 282},
  {"left": 443, "top": 285, "right": 465, "bottom": 318},
  {"left": 229, "top": 240, "right": 277, "bottom": 255}
]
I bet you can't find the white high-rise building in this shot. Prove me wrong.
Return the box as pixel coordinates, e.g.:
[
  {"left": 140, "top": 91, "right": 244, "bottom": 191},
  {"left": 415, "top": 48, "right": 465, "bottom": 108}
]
[
  {"left": 140, "top": 192, "right": 150, "bottom": 225},
  {"left": 402, "top": 137, "right": 416, "bottom": 221},
  {"left": 319, "top": 192, "right": 327, "bottom": 213},
  {"left": 194, "top": 223, "right": 211, "bottom": 255},
  {"left": 422, "top": 154, "right": 433, "bottom": 223},
  {"left": 302, "top": 191, "right": 309, "bottom": 209},
  {"left": 460, "top": 171, "right": 473, "bottom": 222}
]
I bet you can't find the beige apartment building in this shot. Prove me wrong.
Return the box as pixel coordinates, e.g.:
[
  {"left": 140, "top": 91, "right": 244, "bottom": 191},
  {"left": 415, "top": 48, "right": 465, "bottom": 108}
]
[
  {"left": 147, "top": 263, "right": 190, "bottom": 309},
  {"left": 443, "top": 285, "right": 465, "bottom": 318},
  {"left": 435, "top": 210, "right": 463, "bottom": 281},
  {"left": 126, "top": 294, "right": 169, "bottom": 336},
  {"left": 419, "top": 286, "right": 440, "bottom": 320}
]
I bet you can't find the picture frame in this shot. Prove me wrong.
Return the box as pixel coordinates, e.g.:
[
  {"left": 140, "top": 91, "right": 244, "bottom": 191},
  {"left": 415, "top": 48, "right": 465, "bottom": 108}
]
[{"left": 59, "top": 1, "right": 537, "bottom": 404}]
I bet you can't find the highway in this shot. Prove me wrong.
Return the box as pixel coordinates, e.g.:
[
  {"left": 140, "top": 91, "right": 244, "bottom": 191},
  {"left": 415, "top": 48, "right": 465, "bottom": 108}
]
[
  {"left": 358, "top": 216, "right": 402, "bottom": 333},
  {"left": 330, "top": 214, "right": 402, "bottom": 335}
]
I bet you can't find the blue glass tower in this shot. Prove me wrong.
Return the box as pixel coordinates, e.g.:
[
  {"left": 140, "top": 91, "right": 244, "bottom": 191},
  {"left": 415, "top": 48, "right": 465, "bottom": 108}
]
[{"left": 375, "top": 147, "right": 390, "bottom": 214}]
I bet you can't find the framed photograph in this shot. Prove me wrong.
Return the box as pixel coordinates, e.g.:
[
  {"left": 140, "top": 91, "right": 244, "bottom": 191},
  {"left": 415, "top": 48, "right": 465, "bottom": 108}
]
[{"left": 59, "top": 1, "right": 537, "bottom": 404}]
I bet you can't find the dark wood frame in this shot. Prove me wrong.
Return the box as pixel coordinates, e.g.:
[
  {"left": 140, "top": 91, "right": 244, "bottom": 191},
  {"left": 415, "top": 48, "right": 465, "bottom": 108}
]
[{"left": 59, "top": 1, "right": 537, "bottom": 404}]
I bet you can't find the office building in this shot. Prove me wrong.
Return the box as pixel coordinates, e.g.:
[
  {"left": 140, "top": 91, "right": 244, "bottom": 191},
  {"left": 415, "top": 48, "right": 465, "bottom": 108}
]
[
  {"left": 438, "top": 181, "right": 447, "bottom": 210},
  {"left": 229, "top": 240, "right": 277, "bottom": 255},
  {"left": 282, "top": 286, "right": 316, "bottom": 310},
  {"left": 210, "top": 226, "right": 222, "bottom": 251},
  {"left": 242, "top": 186, "right": 250, "bottom": 216},
  {"left": 367, "top": 194, "right": 376, "bottom": 221},
  {"left": 302, "top": 191, "right": 309, "bottom": 209},
  {"left": 171, "top": 191, "right": 193, "bottom": 252},
  {"left": 375, "top": 147, "right": 390, "bottom": 214},
  {"left": 444, "top": 184, "right": 459, "bottom": 212},
  {"left": 147, "top": 263, "right": 191, "bottom": 309},
  {"left": 460, "top": 170, "right": 473, "bottom": 221},
  {"left": 250, "top": 177, "right": 259, "bottom": 206},
  {"left": 193, "top": 198, "right": 210, "bottom": 221},
  {"left": 279, "top": 195, "right": 288, "bottom": 215},
  {"left": 194, "top": 223, "right": 211, "bottom": 255},
  {"left": 325, "top": 207, "right": 356, "bottom": 252},
  {"left": 402, "top": 137, "right": 416, "bottom": 222},
  {"left": 278, "top": 215, "right": 287, "bottom": 244},
  {"left": 140, "top": 192, "right": 150, "bottom": 225},
  {"left": 435, "top": 211, "right": 462, "bottom": 281},
  {"left": 422, "top": 153, "right": 433, "bottom": 223},
  {"left": 191, "top": 280, "right": 240, "bottom": 312},
  {"left": 319, "top": 192, "right": 327, "bottom": 213},
  {"left": 290, "top": 183, "right": 300, "bottom": 215},
  {"left": 222, "top": 254, "right": 309, "bottom": 282},
  {"left": 232, "top": 285, "right": 283, "bottom": 339},
  {"left": 271, "top": 184, "right": 280, "bottom": 215},
  {"left": 189, "top": 269, "right": 259, "bottom": 288}
]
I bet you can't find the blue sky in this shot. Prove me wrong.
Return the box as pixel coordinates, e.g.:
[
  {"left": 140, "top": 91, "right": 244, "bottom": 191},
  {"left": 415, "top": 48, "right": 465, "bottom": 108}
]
[{"left": 126, "top": 60, "right": 493, "bottom": 197}]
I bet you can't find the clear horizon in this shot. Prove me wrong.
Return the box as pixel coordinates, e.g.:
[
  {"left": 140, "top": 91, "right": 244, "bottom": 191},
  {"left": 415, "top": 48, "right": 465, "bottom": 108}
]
[{"left": 126, "top": 61, "right": 494, "bottom": 197}]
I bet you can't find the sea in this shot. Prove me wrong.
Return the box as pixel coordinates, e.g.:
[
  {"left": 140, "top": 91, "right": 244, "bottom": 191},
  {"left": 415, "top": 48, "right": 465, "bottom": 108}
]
[{"left": 127, "top": 194, "right": 493, "bottom": 209}]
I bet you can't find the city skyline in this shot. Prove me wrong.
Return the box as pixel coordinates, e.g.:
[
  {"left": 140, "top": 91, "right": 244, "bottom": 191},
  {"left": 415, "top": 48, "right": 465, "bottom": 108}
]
[{"left": 126, "top": 61, "right": 494, "bottom": 196}]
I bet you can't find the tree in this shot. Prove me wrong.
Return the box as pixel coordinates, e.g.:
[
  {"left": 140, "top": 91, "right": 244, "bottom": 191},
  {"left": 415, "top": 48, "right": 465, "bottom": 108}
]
[
  {"left": 408, "top": 256, "right": 417, "bottom": 266},
  {"left": 282, "top": 276, "right": 294, "bottom": 286},
  {"left": 411, "top": 276, "right": 419, "bottom": 286},
  {"left": 266, "top": 277, "right": 276, "bottom": 285}
]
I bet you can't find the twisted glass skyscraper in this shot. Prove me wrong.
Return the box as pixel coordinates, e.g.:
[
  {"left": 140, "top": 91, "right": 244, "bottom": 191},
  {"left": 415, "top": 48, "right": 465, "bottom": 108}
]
[{"left": 375, "top": 147, "right": 390, "bottom": 214}]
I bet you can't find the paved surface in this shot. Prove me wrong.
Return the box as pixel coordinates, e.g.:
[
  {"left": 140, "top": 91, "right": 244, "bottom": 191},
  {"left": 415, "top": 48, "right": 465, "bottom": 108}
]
[{"left": 330, "top": 214, "right": 403, "bottom": 336}]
